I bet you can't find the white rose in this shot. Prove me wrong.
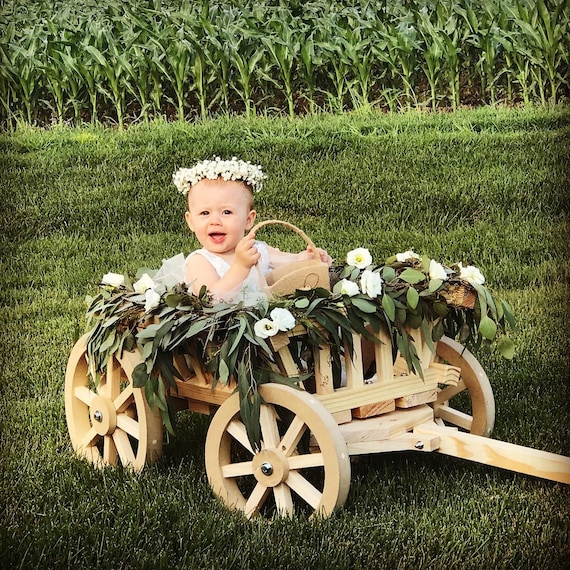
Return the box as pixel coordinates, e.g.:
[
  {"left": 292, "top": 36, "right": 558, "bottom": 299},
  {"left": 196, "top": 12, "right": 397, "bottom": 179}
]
[
  {"left": 396, "top": 250, "right": 421, "bottom": 262},
  {"left": 269, "top": 308, "right": 296, "bottom": 331},
  {"left": 101, "top": 272, "right": 125, "bottom": 288},
  {"left": 144, "top": 288, "right": 162, "bottom": 312},
  {"left": 346, "top": 247, "right": 372, "bottom": 269},
  {"left": 254, "top": 318, "right": 279, "bottom": 339},
  {"left": 459, "top": 262, "right": 485, "bottom": 285},
  {"left": 429, "top": 259, "right": 448, "bottom": 281},
  {"left": 360, "top": 270, "right": 383, "bottom": 298},
  {"left": 339, "top": 279, "right": 360, "bottom": 297},
  {"left": 133, "top": 273, "right": 156, "bottom": 294}
]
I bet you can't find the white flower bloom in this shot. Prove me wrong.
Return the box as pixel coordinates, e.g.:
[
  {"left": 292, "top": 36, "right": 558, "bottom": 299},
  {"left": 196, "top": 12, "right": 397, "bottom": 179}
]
[
  {"left": 144, "top": 288, "right": 161, "bottom": 312},
  {"left": 254, "top": 318, "right": 279, "bottom": 339},
  {"left": 360, "top": 270, "right": 383, "bottom": 298},
  {"left": 269, "top": 308, "right": 296, "bottom": 331},
  {"left": 396, "top": 250, "right": 421, "bottom": 262},
  {"left": 101, "top": 272, "right": 125, "bottom": 288},
  {"left": 459, "top": 262, "right": 485, "bottom": 285},
  {"left": 346, "top": 247, "right": 372, "bottom": 269},
  {"left": 133, "top": 273, "right": 156, "bottom": 294},
  {"left": 339, "top": 279, "right": 360, "bottom": 297},
  {"left": 172, "top": 156, "right": 266, "bottom": 195},
  {"left": 429, "top": 259, "right": 448, "bottom": 281}
]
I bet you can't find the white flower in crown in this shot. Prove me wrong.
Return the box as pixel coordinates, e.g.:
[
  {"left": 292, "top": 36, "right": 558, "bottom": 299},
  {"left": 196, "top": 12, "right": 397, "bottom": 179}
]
[
  {"left": 458, "top": 262, "right": 485, "bottom": 285},
  {"left": 172, "top": 156, "right": 266, "bottom": 195}
]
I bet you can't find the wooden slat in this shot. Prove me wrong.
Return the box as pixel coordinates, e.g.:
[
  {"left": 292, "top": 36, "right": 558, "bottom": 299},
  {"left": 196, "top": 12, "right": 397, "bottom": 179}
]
[
  {"left": 352, "top": 399, "right": 395, "bottom": 418},
  {"left": 395, "top": 389, "right": 438, "bottom": 408}
]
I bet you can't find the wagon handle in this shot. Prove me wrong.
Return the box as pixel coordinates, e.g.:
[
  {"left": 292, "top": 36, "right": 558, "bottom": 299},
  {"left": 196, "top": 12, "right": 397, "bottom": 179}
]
[{"left": 251, "top": 220, "right": 321, "bottom": 260}]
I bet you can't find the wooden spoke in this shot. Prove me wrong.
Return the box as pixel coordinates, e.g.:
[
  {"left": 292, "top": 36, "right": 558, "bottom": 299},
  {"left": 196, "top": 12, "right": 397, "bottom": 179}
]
[
  {"left": 279, "top": 415, "right": 306, "bottom": 456},
  {"left": 273, "top": 483, "right": 294, "bottom": 516},
  {"left": 433, "top": 336, "right": 495, "bottom": 437},
  {"left": 102, "top": 434, "right": 118, "bottom": 465},
  {"left": 65, "top": 334, "right": 163, "bottom": 472},
  {"left": 244, "top": 483, "right": 270, "bottom": 519},
  {"left": 78, "top": 426, "right": 99, "bottom": 450},
  {"left": 114, "top": 385, "right": 134, "bottom": 413},
  {"left": 286, "top": 471, "right": 322, "bottom": 510},
  {"left": 222, "top": 461, "right": 254, "bottom": 478},
  {"left": 288, "top": 452, "right": 325, "bottom": 470},
  {"left": 116, "top": 413, "right": 140, "bottom": 439},
  {"left": 226, "top": 419, "right": 254, "bottom": 453},
  {"left": 260, "top": 405, "right": 280, "bottom": 448},
  {"left": 113, "top": 429, "right": 137, "bottom": 466},
  {"left": 74, "top": 386, "right": 95, "bottom": 406},
  {"left": 205, "top": 384, "right": 351, "bottom": 519}
]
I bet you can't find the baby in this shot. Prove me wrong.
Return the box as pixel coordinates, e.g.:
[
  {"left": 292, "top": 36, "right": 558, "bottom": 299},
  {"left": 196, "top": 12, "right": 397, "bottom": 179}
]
[{"left": 172, "top": 157, "right": 332, "bottom": 304}]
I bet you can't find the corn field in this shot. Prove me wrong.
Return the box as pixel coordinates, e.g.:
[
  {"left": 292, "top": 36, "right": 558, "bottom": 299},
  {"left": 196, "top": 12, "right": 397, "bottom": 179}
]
[{"left": 1, "top": 0, "right": 568, "bottom": 128}]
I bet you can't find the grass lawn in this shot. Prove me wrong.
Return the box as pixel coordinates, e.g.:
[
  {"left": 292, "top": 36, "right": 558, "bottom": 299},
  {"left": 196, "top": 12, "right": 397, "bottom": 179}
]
[{"left": 1, "top": 107, "right": 569, "bottom": 569}]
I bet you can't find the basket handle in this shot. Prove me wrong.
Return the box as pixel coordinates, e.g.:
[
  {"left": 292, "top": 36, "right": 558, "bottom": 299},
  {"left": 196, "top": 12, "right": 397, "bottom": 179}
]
[{"left": 251, "top": 220, "right": 321, "bottom": 260}]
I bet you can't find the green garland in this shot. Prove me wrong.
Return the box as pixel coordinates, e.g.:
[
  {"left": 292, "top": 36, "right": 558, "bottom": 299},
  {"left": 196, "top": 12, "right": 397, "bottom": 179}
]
[{"left": 85, "top": 252, "right": 515, "bottom": 449}]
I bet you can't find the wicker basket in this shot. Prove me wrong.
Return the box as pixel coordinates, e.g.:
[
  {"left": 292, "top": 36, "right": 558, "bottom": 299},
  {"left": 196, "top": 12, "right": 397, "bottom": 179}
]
[
  {"left": 440, "top": 283, "right": 477, "bottom": 309},
  {"left": 252, "top": 220, "right": 331, "bottom": 297}
]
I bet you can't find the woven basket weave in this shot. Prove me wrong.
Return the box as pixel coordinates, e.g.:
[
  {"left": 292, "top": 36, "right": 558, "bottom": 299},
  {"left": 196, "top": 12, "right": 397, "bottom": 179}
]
[
  {"left": 441, "top": 283, "right": 477, "bottom": 309},
  {"left": 252, "top": 220, "right": 330, "bottom": 297}
]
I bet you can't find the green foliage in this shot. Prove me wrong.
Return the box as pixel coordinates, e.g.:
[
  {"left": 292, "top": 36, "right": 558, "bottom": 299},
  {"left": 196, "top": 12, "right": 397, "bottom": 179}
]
[
  {"left": 0, "top": 109, "right": 569, "bottom": 567},
  {"left": 1, "top": 0, "right": 569, "bottom": 128}
]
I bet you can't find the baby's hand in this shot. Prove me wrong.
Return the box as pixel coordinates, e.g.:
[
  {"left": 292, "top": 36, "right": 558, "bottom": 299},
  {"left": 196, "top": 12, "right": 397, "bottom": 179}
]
[
  {"left": 302, "top": 246, "right": 333, "bottom": 266},
  {"left": 235, "top": 230, "right": 261, "bottom": 269}
]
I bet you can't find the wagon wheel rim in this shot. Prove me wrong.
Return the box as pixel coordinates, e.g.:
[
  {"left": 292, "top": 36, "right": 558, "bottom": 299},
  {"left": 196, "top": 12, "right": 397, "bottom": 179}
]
[
  {"left": 433, "top": 336, "right": 495, "bottom": 437},
  {"left": 205, "top": 384, "right": 351, "bottom": 518},
  {"left": 65, "top": 334, "right": 163, "bottom": 471}
]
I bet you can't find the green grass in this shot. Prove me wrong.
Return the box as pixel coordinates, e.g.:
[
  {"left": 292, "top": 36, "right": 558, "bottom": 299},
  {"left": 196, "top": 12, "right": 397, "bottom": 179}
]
[{"left": 1, "top": 107, "right": 569, "bottom": 569}]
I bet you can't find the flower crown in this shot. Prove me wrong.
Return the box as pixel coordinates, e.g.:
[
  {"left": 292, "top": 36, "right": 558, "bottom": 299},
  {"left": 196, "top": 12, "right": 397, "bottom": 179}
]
[{"left": 172, "top": 156, "right": 266, "bottom": 196}]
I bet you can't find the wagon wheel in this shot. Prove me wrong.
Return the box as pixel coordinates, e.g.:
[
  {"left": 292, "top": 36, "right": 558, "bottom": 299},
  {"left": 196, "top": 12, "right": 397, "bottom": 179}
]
[
  {"left": 433, "top": 336, "right": 495, "bottom": 437},
  {"left": 65, "top": 334, "right": 163, "bottom": 471},
  {"left": 205, "top": 383, "right": 351, "bottom": 518}
]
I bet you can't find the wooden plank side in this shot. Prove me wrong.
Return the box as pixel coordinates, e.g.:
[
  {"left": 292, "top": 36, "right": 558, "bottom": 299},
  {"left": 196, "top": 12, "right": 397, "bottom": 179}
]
[{"left": 414, "top": 423, "right": 570, "bottom": 485}]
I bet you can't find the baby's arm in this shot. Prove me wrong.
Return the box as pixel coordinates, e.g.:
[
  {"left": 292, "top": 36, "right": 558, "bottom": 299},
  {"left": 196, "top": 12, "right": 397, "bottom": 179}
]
[
  {"left": 186, "top": 230, "right": 260, "bottom": 298},
  {"left": 267, "top": 244, "right": 333, "bottom": 268}
]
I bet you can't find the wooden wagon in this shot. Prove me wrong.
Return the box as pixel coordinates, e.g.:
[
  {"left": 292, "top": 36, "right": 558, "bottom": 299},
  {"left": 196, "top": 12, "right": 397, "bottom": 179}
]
[{"left": 65, "top": 224, "right": 570, "bottom": 518}]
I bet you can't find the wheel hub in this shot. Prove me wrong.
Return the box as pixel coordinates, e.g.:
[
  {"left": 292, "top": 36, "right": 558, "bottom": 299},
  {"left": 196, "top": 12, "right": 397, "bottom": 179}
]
[
  {"left": 252, "top": 449, "right": 289, "bottom": 487},
  {"left": 89, "top": 395, "right": 117, "bottom": 436}
]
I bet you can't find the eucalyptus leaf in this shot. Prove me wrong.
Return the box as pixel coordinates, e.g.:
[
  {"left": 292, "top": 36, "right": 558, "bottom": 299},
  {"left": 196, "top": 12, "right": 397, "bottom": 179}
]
[
  {"left": 406, "top": 286, "right": 419, "bottom": 309},
  {"left": 351, "top": 297, "right": 377, "bottom": 314},
  {"left": 382, "top": 294, "right": 395, "bottom": 321},
  {"left": 497, "top": 336, "right": 515, "bottom": 359},
  {"left": 399, "top": 268, "right": 426, "bottom": 284},
  {"left": 428, "top": 279, "right": 443, "bottom": 293},
  {"left": 478, "top": 316, "right": 497, "bottom": 340}
]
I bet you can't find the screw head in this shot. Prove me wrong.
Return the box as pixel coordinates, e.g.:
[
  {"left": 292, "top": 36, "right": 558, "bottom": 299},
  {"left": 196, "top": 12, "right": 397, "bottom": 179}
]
[
  {"left": 260, "top": 462, "right": 273, "bottom": 476},
  {"left": 93, "top": 410, "right": 103, "bottom": 423},
  {"left": 414, "top": 441, "right": 424, "bottom": 450}
]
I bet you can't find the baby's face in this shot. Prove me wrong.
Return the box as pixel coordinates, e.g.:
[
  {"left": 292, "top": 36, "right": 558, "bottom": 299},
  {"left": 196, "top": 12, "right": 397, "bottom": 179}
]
[{"left": 185, "top": 178, "right": 256, "bottom": 255}]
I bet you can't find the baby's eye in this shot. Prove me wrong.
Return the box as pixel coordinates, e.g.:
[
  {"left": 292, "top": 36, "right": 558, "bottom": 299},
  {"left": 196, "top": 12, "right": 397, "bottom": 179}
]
[
  {"left": 222, "top": 209, "right": 233, "bottom": 215},
  {"left": 199, "top": 210, "right": 209, "bottom": 216}
]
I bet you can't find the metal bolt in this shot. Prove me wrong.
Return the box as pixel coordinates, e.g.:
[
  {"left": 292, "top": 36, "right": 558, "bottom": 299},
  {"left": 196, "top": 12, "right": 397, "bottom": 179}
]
[
  {"left": 93, "top": 410, "right": 103, "bottom": 423},
  {"left": 260, "top": 462, "right": 273, "bottom": 476},
  {"left": 414, "top": 441, "right": 424, "bottom": 450}
]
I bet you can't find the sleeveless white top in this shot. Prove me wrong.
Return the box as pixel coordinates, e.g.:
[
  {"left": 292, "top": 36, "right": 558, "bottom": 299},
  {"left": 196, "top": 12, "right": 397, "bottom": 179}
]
[{"left": 186, "top": 240, "right": 271, "bottom": 305}]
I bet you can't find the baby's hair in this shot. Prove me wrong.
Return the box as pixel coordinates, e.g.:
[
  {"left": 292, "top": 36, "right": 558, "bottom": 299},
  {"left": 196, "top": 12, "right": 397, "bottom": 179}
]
[{"left": 173, "top": 156, "right": 266, "bottom": 196}]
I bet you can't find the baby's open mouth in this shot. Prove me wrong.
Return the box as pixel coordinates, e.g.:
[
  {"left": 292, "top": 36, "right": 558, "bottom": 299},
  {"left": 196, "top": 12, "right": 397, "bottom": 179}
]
[{"left": 209, "top": 232, "right": 226, "bottom": 243}]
